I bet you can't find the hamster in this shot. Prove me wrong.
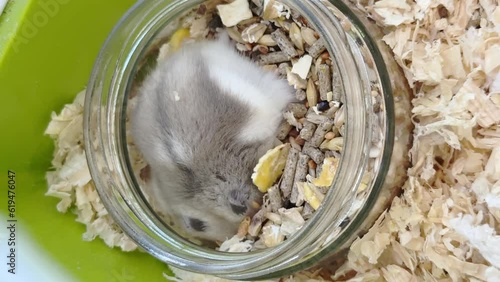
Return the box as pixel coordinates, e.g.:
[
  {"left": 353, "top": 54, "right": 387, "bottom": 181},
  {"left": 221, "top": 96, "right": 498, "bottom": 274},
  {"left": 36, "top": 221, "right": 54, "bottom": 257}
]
[{"left": 131, "top": 34, "right": 293, "bottom": 242}]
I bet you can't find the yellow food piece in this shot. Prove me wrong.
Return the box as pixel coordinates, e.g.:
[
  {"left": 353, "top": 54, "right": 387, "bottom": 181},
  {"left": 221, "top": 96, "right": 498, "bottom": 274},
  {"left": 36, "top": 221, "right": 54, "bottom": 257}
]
[
  {"left": 320, "top": 137, "right": 344, "bottom": 151},
  {"left": 312, "top": 157, "right": 339, "bottom": 187},
  {"left": 251, "top": 144, "right": 290, "bottom": 192},
  {"left": 357, "top": 173, "right": 372, "bottom": 193},
  {"left": 358, "top": 181, "right": 368, "bottom": 193},
  {"left": 301, "top": 182, "right": 324, "bottom": 210},
  {"left": 169, "top": 28, "right": 191, "bottom": 52}
]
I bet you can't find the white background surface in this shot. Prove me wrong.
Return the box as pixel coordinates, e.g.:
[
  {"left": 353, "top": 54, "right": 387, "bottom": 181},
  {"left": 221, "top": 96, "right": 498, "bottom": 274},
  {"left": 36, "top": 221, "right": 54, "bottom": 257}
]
[
  {"left": 0, "top": 215, "right": 76, "bottom": 282},
  {"left": 0, "top": 0, "right": 8, "bottom": 16}
]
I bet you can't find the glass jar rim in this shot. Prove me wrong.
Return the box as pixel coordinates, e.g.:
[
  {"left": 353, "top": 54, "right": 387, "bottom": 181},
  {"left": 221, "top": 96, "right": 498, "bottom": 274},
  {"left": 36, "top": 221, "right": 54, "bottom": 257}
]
[{"left": 83, "top": 0, "right": 395, "bottom": 279}]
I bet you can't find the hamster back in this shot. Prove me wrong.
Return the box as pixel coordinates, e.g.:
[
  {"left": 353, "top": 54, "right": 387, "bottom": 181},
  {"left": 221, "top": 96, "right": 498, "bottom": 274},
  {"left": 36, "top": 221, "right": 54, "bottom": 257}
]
[{"left": 131, "top": 36, "right": 293, "bottom": 242}]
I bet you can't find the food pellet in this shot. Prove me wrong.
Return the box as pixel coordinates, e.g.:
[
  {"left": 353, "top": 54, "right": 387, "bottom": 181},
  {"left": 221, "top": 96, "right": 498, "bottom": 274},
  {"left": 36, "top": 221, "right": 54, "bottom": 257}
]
[
  {"left": 299, "top": 121, "right": 317, "bottom": 141},
  {"left": 287, "top": 103, "right": 308, "bottom": 118},
  {"left": 294, "top": 154, "right": 310, "bottom": 184},
  {"left": 276, "top": 120, "right": 293, "bottom": 140},
  {"left": 271, "top": 29, "right": 299, "bottom": 58},
  {"left": 290, "top": 182, "right": 304, "bottom": 206},
  {"left": 295, "top": 89, "right": 307, "bottom": 101},
  {"left": 310, "top": 119, "right": 335, "bottom": 147},
  {"left": 268, "top": 185, "right": 283, "bottom": 212},
  {"left": 290, "top": 153, "right": 310, "bottom": 204},
  {"left": 280, "top": 147, "right": 300, "bottom": 199},
  {"left": 258, "top": 51, "right": 291, "bottom": 64},
  {"left": 306, "top": 39, "right": 326, "bottom": 58},
  {"left": 303, "top": 145, "right": 325, "bottom": 165},
  {"left": 331, "top": 64, "right": 343, "bottom": 102},
  {"left": 318, "top": 64, "right": 332, "bottom": 101},
  {"left": 306, "top": 109, "right": 329, "bottom": 124}
]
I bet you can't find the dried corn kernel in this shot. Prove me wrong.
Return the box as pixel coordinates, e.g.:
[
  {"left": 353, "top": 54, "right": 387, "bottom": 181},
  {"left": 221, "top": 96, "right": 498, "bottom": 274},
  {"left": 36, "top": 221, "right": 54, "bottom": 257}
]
[
  {"left": 312, "top": 157, "right": 339, "bottom": 187},
  {"left": 300, "top": 182, "right": 324, "bottom": 210},
  {"left": 170, "top": 28, "right": 191, "bottom": 52}
]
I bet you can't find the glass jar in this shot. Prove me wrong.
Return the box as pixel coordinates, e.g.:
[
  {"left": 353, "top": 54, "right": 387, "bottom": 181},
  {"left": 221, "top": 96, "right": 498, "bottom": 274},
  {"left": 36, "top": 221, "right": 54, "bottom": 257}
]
[{"left": 84, "top": 0, "right": 412, "bottom": 280}]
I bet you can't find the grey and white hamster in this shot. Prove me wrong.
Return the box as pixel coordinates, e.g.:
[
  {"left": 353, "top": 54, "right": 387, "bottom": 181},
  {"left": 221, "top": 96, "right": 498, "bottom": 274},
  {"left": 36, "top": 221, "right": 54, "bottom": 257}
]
[{"left": 131, "top": 34, "right": 293, "bottom": 242}]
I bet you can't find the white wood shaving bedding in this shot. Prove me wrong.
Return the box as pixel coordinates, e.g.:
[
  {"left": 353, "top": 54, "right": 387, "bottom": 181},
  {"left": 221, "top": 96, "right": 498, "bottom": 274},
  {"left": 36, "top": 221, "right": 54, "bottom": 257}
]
[
  {"left": 45, "top": 90, "right": 138, "bottom": 252},
  {"left": 45, "top": 0, "right": 500, "bottom": 281}
]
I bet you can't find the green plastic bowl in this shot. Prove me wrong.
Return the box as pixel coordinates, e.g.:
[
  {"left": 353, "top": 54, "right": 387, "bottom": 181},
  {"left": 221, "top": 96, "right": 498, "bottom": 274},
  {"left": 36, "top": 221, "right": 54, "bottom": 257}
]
[{"left": 0, "top": 0, "right": 173, "bottom": 281}]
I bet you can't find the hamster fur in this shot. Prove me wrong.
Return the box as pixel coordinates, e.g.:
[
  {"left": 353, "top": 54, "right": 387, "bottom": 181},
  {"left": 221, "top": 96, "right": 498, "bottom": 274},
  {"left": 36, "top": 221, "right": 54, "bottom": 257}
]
[{"left": 131, "top": 35, "right": 293, "bottom": 242}]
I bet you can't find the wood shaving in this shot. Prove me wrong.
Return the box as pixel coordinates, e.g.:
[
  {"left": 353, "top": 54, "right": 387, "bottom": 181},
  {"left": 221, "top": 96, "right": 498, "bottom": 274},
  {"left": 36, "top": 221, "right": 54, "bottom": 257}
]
[
  {"left": 329, "top": 0, "right": 500, "bottom": 281},
  {"left": 45, "top": 90, "right": 137, "bottom": 252}
]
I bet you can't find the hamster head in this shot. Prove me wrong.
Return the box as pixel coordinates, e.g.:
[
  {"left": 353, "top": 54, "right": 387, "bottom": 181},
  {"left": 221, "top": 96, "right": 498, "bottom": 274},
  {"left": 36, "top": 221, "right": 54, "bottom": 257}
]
[
  {"left": 149, "top": 153, "right": 264, "bottom": 242},
  {"left": 131, "top": 34, "right": 294, "bottom": 242}
]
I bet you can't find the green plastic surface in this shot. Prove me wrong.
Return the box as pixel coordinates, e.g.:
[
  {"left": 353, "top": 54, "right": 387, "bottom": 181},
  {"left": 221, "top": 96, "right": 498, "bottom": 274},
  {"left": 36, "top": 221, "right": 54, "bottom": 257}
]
[{"left": 0, "top": 0, "right": 173, "bottom": 281}]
